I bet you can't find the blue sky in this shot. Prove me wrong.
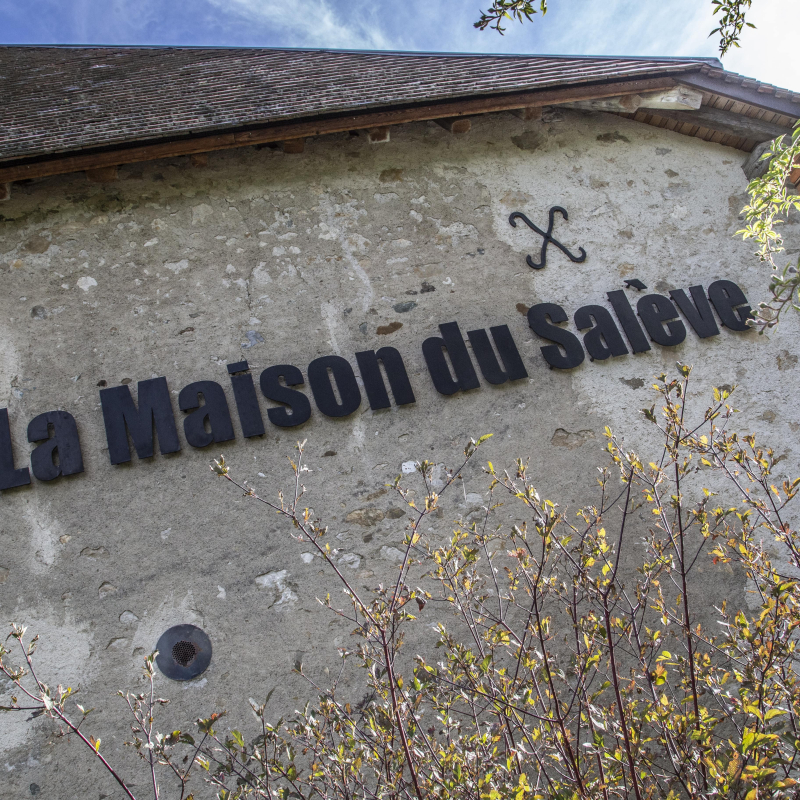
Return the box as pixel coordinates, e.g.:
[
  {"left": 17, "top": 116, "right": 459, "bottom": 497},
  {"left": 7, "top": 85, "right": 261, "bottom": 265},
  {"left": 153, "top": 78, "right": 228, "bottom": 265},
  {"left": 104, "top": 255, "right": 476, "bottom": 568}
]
[{"left": 2, "top": 0, "right": 797, "bottom": 91}]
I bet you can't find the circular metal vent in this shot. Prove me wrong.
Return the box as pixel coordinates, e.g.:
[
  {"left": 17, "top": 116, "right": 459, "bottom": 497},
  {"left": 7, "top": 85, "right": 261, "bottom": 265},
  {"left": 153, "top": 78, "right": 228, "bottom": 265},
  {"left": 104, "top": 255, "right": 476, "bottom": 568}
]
[{"left": 155, "top": 624, "right": 211, "bottom": 680}]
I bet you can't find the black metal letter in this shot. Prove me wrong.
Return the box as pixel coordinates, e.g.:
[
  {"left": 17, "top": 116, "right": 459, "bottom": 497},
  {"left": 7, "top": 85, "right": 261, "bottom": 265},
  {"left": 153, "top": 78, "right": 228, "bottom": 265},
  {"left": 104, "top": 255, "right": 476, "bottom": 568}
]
[
  {"left": 228, "top": 361, "right": 265, "bottom": 438},
  {"left": 422, "top": 322, "right": 480, "bottom": 395},
  {"left": 467, "top": 325, "right": 528, "bottom": 384},
  {"left": 0, "top": 408, "right": 30, "bottom": 490},
  {"left": 670, "top": 286, "right": 720, "bottom": 339},
  {"left": 27, "top": 410, "right": 84, "bottom": 481},
  {"left": 355, "top": 347, "right": 416, "bottom": 409},
  {"left": 100, "top": 377, "right": 181, "bottom": 465},
  {"left": 606, "top": 290, "right": 651, "bottom": 354},
  {"left": 527, "top": 303, "right": 585, "bottom": 370},
  {"left": 637, "top": 294, "right": 686, "bottom": 347},
  {"left": 708, "top": 280, "right": 752, "bottom": 331},
  {"left": 574, "top": 305, "right": 629, "bottom": 361},
  {"left": 179, "top": 381, "right": 235, "bottom": 449},
  {"left": 259, "top": 365, "right": 312, "bottom": 427},
  {"left": 307, "top": 356, "right": 361, "bottom": 418}
]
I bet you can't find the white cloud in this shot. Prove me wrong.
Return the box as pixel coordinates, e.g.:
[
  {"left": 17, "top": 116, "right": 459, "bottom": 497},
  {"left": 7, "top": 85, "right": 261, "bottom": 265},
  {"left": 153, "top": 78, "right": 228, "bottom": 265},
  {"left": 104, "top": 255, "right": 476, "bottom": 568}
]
[
  {"left": 204, "top": 0, "right": 395, "bottom": 50},
  {"left": 720, "top": 0, "right": 800, "bottom": 91}
]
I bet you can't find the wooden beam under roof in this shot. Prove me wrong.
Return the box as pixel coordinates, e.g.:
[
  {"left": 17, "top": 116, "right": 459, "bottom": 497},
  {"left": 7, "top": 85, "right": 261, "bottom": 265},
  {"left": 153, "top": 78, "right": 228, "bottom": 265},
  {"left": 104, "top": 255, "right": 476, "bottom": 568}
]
[
  {"left": 281, "top": 138, "right": 305, "bottom": 153},
  {"left": 565, "top": 86, "right": 704, "bottom": 113},
  {"left": 367, "top": 127, "right": 391, "bottom": 143},
  {"left": 511, "top": 107, "right": 542, "bottom": 121},
  {"left": 678, "top": 72, "right": 800, "bottom": 118},
  {"left": 435, "top": 117, "right": 471, "bottom": 134},
  {"left": 647, "top": 106, "right": 793, "bottom": 142}
]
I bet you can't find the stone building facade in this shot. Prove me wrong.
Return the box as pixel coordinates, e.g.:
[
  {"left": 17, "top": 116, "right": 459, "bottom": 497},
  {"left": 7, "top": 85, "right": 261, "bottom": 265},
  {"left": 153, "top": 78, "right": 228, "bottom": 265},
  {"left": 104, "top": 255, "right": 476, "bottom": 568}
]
[{"left": 0, "top": 48, "right": 798, "bottom": 797}]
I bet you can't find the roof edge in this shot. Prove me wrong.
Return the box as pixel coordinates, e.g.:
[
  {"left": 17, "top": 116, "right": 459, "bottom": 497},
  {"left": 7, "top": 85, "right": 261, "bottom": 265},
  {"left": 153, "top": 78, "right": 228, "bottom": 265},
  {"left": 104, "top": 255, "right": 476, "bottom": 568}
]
[
  {"left": 0, "top": 73, "right": 686, "bottom": 183},
  {"left": 2, "top": 63, "right": 713, "bottom": 164},
  {"left": 0, "top": 44, "right": 724, "bottom": 67}
]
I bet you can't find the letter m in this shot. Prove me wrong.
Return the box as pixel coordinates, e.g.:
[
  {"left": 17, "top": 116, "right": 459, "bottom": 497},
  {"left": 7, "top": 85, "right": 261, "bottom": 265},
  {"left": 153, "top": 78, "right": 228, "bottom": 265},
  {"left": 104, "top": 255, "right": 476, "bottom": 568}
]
[{"left": 100, "top": 377, "right": 181, "bottom": 465}]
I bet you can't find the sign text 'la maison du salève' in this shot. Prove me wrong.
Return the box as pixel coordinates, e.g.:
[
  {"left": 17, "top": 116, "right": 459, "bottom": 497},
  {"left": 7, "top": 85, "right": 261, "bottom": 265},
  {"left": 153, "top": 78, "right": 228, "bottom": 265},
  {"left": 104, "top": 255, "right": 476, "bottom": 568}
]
[{"left": 0, "top": 206, "right": 753, "bottom": 494}]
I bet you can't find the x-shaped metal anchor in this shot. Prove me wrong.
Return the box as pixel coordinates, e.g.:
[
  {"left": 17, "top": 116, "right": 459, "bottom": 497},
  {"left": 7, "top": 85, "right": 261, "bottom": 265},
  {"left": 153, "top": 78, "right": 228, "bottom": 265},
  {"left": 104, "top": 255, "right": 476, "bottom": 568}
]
[{"left": 509, "top": 206, "right": 587, "bottom": 270}]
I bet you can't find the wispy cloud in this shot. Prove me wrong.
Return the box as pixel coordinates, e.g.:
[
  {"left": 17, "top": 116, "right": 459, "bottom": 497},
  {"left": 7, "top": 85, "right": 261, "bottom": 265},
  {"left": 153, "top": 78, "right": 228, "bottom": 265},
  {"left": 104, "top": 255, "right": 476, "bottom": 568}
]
[
  {"left": 203, "top": 0, "right": 396, "bottom": 50},
  {"left": 720, "top": 0, "right": 800, "bottom": 88}
]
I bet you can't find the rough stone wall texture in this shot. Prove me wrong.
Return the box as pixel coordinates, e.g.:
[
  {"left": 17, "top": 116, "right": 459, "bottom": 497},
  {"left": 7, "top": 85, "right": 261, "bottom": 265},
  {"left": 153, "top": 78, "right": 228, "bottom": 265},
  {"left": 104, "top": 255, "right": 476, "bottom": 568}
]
[{"left": 1, "top": 108, "right": 798, "bottom": 798}]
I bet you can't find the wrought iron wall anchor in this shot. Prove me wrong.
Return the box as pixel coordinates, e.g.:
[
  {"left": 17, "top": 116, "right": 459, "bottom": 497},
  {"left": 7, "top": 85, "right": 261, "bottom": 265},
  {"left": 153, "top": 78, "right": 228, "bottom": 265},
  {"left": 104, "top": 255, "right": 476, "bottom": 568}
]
[{"left": 509, "top": 206, "right": 587, "bottom": 270}]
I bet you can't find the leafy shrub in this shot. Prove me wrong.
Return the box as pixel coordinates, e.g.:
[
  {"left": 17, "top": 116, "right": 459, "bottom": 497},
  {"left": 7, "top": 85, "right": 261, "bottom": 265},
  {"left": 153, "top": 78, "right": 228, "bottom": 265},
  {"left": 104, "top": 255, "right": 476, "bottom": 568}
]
[{"left": 3, "top": 368, "right": 800, "bottom": 800}]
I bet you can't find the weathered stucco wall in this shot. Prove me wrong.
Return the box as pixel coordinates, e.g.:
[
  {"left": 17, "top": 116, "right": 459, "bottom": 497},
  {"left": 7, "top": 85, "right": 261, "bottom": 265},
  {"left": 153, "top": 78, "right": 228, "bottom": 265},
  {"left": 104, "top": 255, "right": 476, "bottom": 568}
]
[{"left": 1, "top": 107, "right": 798, "bottom": 797}]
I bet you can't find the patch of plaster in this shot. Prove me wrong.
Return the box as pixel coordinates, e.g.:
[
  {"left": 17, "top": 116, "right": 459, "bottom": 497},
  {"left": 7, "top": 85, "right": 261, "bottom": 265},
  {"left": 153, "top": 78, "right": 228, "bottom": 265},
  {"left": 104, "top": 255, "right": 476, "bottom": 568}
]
[
  {"left": 254, "top": 570, "right": 298, "bottom": 608},
  {"left": 76, "top": 276, "right": 97, "bottom": 291},
  {"left": 130, "top": 591, "right": 204, "bottom": 672},
  {"left": 0, "top": 326, "right": 20, "bottom": 407},
  {"left": 380, "top": 546, "right": 405, "bottom": 562},
  {"left": 315, "top": 194, "right": 373, "bottom": 312},
  {"left": 191, "top": 204, "right": 214, "bottom": 225},
  {"left": 320, "top": 302, "right": 343, "bottom": 355},
  {"left": 0, "top": 610, "right": 95, "bottom": 755},
  {"left": 164, "top": 259, "right": 189, "bottom": 273},
  {"left": 22, "top": 505, "right": 62, "bottom": 575}
]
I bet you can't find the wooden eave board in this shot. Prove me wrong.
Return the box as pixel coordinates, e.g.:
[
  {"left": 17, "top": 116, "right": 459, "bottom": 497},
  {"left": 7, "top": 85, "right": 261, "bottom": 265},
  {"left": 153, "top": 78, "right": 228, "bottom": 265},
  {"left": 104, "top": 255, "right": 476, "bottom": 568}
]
[{"left": 619, "top": 89, "right": 797, "bottom": 152}]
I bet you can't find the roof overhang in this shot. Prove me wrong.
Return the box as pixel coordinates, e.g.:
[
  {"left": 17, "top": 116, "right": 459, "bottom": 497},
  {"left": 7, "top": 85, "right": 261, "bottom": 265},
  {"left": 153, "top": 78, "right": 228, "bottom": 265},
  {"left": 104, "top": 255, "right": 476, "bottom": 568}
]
[{"left": 0, "top": 50, "right": 796, "bottom": 189}]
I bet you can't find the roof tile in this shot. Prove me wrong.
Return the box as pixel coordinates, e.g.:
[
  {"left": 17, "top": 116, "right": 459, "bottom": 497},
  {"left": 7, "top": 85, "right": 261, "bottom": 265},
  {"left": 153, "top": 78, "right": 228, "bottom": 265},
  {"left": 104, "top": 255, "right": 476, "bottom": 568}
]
[{"left": 0, "top": 47, "right": 717, "bottom": 162}]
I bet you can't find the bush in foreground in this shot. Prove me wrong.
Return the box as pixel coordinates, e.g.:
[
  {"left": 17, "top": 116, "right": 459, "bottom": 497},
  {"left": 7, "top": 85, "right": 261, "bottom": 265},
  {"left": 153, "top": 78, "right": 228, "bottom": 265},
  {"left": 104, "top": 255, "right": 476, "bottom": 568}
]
[{"left": 3, "top": 367, "right": 800, "bottom": 800}]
